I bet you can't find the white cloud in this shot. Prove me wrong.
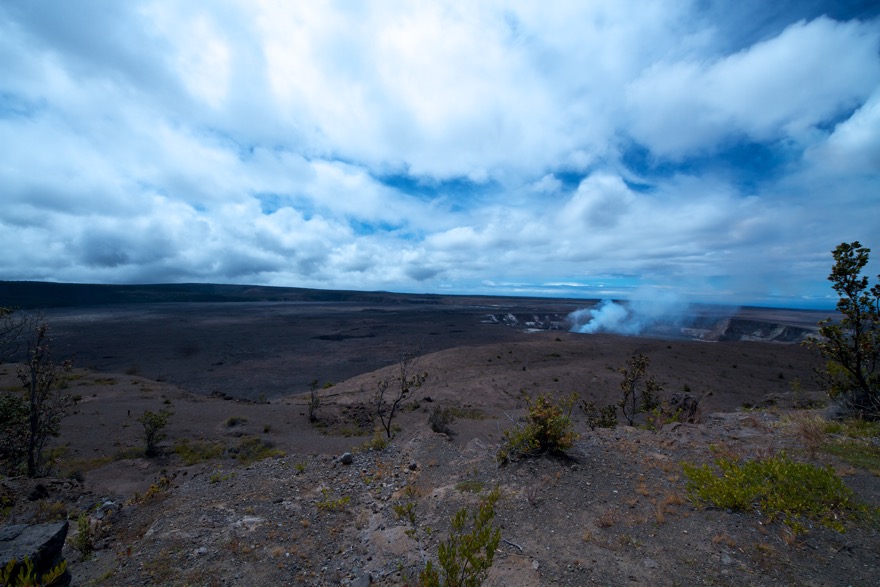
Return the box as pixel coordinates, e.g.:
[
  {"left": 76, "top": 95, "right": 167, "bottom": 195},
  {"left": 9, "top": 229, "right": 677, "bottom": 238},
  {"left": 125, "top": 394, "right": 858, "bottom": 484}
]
[
  {"left": 0, "top": 2, "right": 878, "bottom": 306},
  {"left": 806, "top": 89, "right": 880, "bottom": 173},
  {"left": 625, "top": 17, "right": 880, "bottom": 157}
]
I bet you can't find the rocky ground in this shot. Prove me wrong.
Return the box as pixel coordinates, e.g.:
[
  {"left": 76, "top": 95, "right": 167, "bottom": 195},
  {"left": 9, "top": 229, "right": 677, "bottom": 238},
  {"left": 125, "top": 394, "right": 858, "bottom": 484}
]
[{"left": 1, "top": 331, "right": 878, "bottom": 586}]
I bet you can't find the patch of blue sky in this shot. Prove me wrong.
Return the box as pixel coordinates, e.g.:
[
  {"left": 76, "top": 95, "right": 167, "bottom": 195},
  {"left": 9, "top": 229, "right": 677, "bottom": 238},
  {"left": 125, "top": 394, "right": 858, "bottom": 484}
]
[
  {"left": 348, "top": 219, "right": 407, "bottom": 237},
  {"left": 621, "top": 137, "right": 800, "bottom": 194},
  {"left": 0, "top": 92, "right": 47, "bottom": 119},
  {"left": 376, "top": 172, "right": 499, "bottom": 205},
  {"left": 255, "top": 192, "right": 313, "bottom": 217},
  {"left": 197, "top": 126, "right": 262, "bottom": 161},
  {"left": 552, "top": 171, "right": 591, "bottom": 192},
  {"left": 697, "top": 0, "right": 880, "bottom": 54},
  {"left": 814, "top": 104, "right": 865, "bottom": 133}
]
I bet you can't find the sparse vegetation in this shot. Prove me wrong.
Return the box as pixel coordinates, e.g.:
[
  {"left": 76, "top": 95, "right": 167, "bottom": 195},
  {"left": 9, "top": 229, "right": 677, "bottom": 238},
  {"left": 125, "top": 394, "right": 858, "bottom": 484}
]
[
  {"left": 0, "top": 318, "right": 76, "bottom": 477},
  {"left": 498, "top": 393, "right": 578, "bottom": 463},
  {"left": 419, "top": 488, "right": 501, "bottom": 587},
  {"left": 428, "top": 406, "right": 456, "bottom": 434},
  {"left": 683, "top": 453, "right": 871, "bottom": 534},
  {"left": 231, "top": 436, "right": 284, "bottom": 464},
  {"left": 138, "top": 408, "right": 172, "bottom": 457},
  {"left": 822, "top": 416, "right": 880, "bottom": 437},
  {"left": 787, "top": 411, "right": 826, "bottom": 458},
  {"left": 129, "top": 476, "right": 172, "bottom": 505},
  {"left": 0, "top": 307, "right": 27, "bottom": 364},
  {"left": 446, "top": 406, "right": 489, "bottom": 420},
  {"left": 0, "top": 556, "right": 67, "bottom": 587},
  {"left": 806, "top": 241, "right": 880, "bottom": 420},
  {"left": 173, "top": 438, "right": 225, "bottom": 465},
  {"left": 617, "top": 353, "right": 662, "bottom": 426},
  {"left": 308, "top": 379, "right": 321, "bottom": 423},
  {"left": 316, "top": 488, "right": 350, "bottom": 512},
  {"left": 209, "top": 470, "right": 235, "bottom": 484},
  {"left": 823, "top": 441, "right": 880, "bottom": 473},
  {"left": 454, "top": 480, "right": 484, "bottom": 493},
  {"left": 392, "top": 501, "right": 417, "bottom": 524},
  {"left": 357, "top": 428, "right": 389, "bottom": 452},
  {"left": 646, "top": 393, "right": 704, "bottom": 430},
  {"left": 374, "top": 348, "right": 428, "bottom": 439},
  {"left": 581, "top": 400, "right": 618, "bottom": 430},
  {"left": 71, "top": 512, "right": 95, "bottom": 556}
]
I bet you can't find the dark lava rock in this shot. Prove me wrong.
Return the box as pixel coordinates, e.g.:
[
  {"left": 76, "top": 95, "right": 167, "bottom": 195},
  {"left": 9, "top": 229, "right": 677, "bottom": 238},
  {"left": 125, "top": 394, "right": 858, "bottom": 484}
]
[{"left": 0, "top": 521, "right": 70, "bottom": 586}]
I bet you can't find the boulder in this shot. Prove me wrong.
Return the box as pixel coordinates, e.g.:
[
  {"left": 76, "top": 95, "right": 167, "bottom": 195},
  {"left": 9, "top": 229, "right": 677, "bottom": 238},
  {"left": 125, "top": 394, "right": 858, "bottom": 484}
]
[{"left": 0, "top": 521, "right": 70, "bottom": 586}]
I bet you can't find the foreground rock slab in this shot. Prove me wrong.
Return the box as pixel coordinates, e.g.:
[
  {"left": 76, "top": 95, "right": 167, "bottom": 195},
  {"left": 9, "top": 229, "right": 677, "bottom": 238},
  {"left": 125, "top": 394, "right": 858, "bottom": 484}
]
[{"left": 0, "top": 521, "right": 70, "bottom": 586}]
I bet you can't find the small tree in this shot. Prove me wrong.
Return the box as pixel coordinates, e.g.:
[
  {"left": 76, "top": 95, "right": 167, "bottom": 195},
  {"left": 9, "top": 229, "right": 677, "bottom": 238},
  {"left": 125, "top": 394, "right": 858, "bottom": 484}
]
[
  {"left": 0, "top": 393, "right": 29, "bottom": 475},
  {"left": 307, "top": 379, "right": 321, "bottom": 423},
  {"left": 138, "top": 409, "right": 172, "bottom": 457},
  {"left": 15, "top": 321, "right": 74, "bottom": 477},
  {"left": 806, "top": 241, "right": 880, "bottom": 419},
  {"left": 374, "top": 349, "right": 428, "bottom": 439},
  {"left": 0, "top": 307, "right": 27, "bottom": 364},
  {"left": 617, "top": 353, "right": 662, "bottom": 426}
]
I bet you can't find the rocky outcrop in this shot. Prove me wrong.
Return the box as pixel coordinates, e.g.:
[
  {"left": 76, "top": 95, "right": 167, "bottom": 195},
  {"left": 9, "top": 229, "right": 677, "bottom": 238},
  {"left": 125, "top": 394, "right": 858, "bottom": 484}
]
[
  {"left": 0, "top": 522, "right": 70, "bottom": 586},
  {"left": 488, "top": 310, "right": 816, "bottom": 343},
  {"left": 482, "top": 313, "right": 569, "bottom": 330},
  {"left": 716, "top": 318, "right": 814, "bottom": 343}
]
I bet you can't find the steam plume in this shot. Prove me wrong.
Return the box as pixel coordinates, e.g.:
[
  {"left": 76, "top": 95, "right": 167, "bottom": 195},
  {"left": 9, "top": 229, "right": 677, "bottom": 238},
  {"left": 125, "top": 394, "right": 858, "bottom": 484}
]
[{"left": 568, "top": 291, "right": 692, "bottom": 336}]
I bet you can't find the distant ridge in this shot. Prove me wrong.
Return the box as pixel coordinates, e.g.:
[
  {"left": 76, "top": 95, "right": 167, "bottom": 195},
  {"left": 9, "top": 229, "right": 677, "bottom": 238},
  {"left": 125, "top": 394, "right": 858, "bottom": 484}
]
[
  {"left": 0, "top": 281, "right": 450, "bottom": 309},
  {"left": 0, "top": 281, "right": 597, "bottom": 310}
]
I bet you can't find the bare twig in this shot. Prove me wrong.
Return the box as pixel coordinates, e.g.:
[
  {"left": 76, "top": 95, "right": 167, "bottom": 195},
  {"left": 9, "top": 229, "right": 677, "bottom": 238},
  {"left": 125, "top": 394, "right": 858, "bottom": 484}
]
[
  {"left": 502, "top": 412, "right": 522, "bottom": 429},
  {"left": 502, "top": 538, "right": 523, "bottom": 552}
]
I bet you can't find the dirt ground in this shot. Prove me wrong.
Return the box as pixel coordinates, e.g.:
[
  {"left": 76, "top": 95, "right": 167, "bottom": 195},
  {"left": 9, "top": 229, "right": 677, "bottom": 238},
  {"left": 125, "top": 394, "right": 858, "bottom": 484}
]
[{"left": 1, "top": 301, "right": 877, "bottom": 586}]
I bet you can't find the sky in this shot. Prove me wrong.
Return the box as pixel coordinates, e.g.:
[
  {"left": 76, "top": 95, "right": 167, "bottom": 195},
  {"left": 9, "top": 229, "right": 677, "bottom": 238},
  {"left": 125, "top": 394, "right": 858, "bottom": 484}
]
[{"left": 1, "top": 1, "right": 879, "bottom": 309}]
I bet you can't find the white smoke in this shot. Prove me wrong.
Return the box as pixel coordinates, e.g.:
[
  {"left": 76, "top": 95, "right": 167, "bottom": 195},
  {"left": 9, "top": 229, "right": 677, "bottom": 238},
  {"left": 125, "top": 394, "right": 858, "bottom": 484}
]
[{"left": 568, "top": 290, "right": 692, "bottom": 336}]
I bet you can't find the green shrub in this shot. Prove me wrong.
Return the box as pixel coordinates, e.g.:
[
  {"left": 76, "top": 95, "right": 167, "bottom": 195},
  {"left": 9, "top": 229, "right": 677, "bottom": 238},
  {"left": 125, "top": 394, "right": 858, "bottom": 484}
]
[
  {"left": 580, "top": 400, "right": 617, "bottom": 430},
  {"left": 173, "top": 439, "right": 225, "bottom": 465},
  {"left": 455, "top": 480, "right": 484, "bottom": 493},
  {"left": 316, "top": 488, "right": 350, "bottom": 512},
  {"left": 230, "top": 436, "right": 283, "bottom": 464},
  {"left": 137, "top": 409, "right": 172, "bottom": 457},
  {"left": 498, "top": 393, "right": 578, "bottom": 463},
  {"left": 429, "top": 406, "right": 456, "bottom": 434},
  {"left": 209, "top": 470, "right": 235, "bottom": 484},
  {"left": 0, "top": 556, "right": 67, "bottom": 587},
  {"left": 392, "top": 502, "right": 417, "bottom": 525},
  {"left": 683, "top": 453, "right": 870, "bottom": 534},
  {"left": 70, "top": 512, "right": 94, "bottom": 556},
  {"left": 419, "top": 488, "right": 501, "bottom": 587},
  {"left": 357, "top": 428, "right": 389, "bottom": 453}
]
